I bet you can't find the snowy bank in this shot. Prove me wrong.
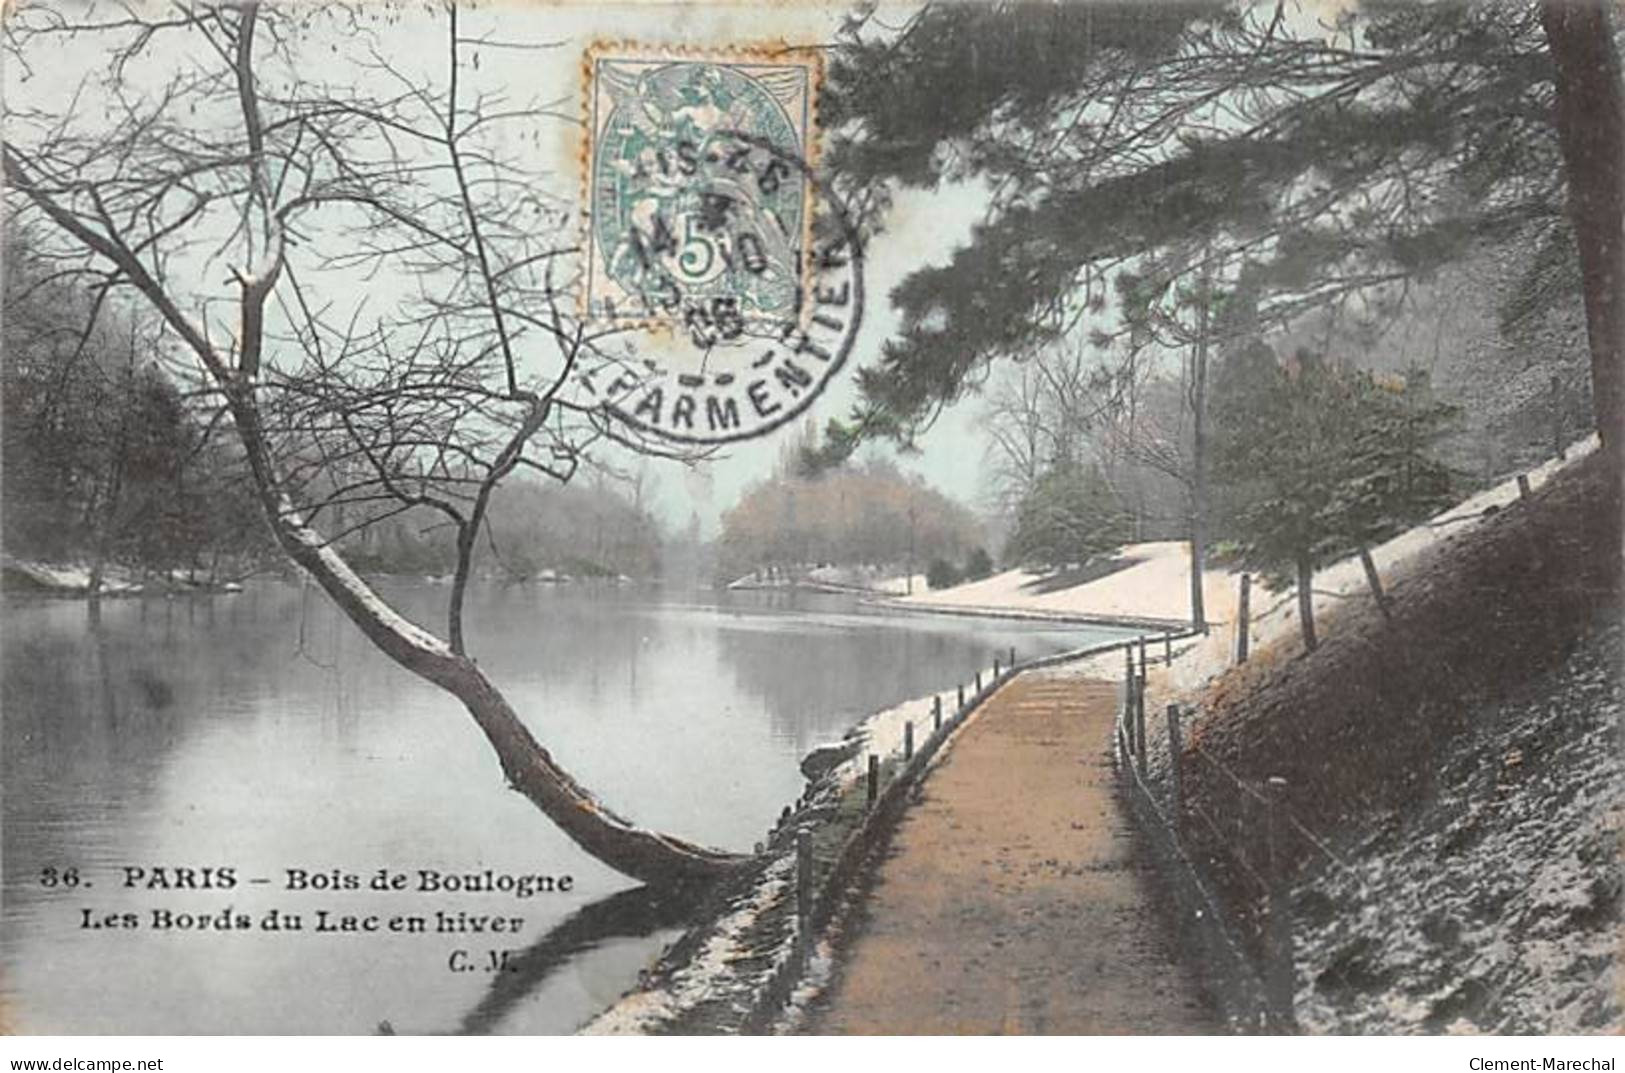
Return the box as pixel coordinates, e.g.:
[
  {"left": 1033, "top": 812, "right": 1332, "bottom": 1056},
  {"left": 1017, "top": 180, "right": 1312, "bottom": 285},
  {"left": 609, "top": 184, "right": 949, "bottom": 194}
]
[
  {"left": 1293, "top": 620, "right": 1622, "bottom": 1033},
  {"left": 0, "top": 558, "right": 247, "bottom": 597},
  {"left": 889, "top": 541, "right": 1235, "bottom": 628},
  {"left": 726, "top": 564, "right": 926, "bottom": 596},
  {"left": 904, "top": 434, "right": 1602, "bottom": 706},
  {"left": 2, "top": 558, "right": 141, "bottom": 596},
  {"left": 1159, "top": 433, "right": 1602, "bottom": 699},
  {"left": 1113, "top": 433, "right": 1617, "bottom": 1033}
]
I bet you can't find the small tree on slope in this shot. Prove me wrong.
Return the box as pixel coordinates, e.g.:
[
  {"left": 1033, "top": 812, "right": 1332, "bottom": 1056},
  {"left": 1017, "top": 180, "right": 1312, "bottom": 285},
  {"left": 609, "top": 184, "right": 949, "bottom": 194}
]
[{"left": 1212, "top": 351, "right": 1457, "bottom": 651}]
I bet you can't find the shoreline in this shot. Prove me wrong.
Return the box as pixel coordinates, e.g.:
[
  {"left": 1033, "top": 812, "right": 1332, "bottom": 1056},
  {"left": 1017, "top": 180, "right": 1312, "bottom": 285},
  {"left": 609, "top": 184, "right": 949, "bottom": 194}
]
[
  {"left": 857, "top": 593, "right": 1192, "bottom": 633},
  {"left": 1, "top": 557, "right": 246, "bottom": 599}
]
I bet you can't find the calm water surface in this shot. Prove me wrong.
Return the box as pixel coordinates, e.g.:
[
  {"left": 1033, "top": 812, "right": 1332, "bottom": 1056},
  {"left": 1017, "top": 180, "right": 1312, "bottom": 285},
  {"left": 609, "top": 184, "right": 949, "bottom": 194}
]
[{"left": 2, "top": 581, "right": 1129, "bottom": 1034}]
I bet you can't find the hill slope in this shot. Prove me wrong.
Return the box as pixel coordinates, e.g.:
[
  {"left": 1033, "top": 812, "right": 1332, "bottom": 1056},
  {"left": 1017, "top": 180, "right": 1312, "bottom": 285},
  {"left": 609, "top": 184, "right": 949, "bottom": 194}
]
[
  {"left": 1295, "top": 618, "right": 1621, "bottom": 1032},
  {"left": 1174, "top": 448, "right": 1622, "bottom": 1032}
]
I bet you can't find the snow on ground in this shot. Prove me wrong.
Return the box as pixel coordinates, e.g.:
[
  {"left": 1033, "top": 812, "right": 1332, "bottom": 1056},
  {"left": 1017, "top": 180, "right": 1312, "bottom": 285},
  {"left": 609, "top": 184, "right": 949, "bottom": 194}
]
[
  {"left": 16, "top": 562, "right": 96, "bottom": 590},
  {"left": 775, "top": 939, "right": 838, "bottom": 1032},
  {"left": 899, "top": 434, "right": 1601, "bottom": 707},
  {"left": 815, "top": 663, "right": 1001, "bottom": 792},
  {"left": 893, "top": 541, "right": 1236, "bottom": 626},
  {"left": 841, "top": 690, "right": 943, "bottom": 775},
  {"left": 579, "top": 853, "right": 797, "bottom": 1035},
  {"left": 867, "top": 572, "right": 927, "bottom": 597},
  {"left": 726, "top": 564, "right": 922, "bottom": 594},
  {"left": 1158, "top": 433, "right": 1602, "bottom": 699},
  {"left": 2, "top": 557, "right": 248, "bottom": 596},
  {"left": 807, "top": 564, "right": 928, "bottom": 596},
  {"left": 2, "top": 559, "right": 141, "bottom": 595},
  {"left": 1294, "top": 619, "right": 1622, "bottom": 1033}
]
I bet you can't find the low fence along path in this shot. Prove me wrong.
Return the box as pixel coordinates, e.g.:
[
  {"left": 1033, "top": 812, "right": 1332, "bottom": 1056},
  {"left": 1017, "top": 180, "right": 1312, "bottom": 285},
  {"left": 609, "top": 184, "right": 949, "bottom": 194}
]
[{"left": 809, "top": 672, "right": 1217, "bottom": 1034}]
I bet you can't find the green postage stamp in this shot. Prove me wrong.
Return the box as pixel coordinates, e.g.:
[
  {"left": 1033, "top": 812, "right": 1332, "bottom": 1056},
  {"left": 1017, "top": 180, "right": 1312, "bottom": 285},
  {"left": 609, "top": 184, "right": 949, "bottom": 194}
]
[{"left": 582, "top": 45, "right": 823, "bottom": 333}]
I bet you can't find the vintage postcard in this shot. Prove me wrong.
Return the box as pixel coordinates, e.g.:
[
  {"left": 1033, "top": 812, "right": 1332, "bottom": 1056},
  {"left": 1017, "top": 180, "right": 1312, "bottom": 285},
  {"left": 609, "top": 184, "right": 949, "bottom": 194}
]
[{"left": 1, "top": 0, "right": 1620, "bottom": 1048}]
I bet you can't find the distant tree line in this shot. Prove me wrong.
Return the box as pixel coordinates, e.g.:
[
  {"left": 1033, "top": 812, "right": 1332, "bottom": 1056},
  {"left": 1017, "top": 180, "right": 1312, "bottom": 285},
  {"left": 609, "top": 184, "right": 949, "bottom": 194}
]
[
  {"left": 718, "top": 453, "right": 983, "bottom": 583},
  {"left": 338, "top": 476, "right": 665, "bottom": 581}
]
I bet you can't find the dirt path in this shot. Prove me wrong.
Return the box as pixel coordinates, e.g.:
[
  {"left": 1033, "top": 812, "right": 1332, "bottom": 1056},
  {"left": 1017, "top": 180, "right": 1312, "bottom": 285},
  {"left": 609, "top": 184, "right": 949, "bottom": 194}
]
[{"left": 807, "top": 672, "right": 1218, "bottom": 1034}]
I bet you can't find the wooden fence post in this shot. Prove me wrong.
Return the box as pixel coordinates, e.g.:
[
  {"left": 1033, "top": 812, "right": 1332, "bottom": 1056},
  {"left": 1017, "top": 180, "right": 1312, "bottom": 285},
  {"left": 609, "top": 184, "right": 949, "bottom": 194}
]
[
  {"left": 1164, "top": 633, "right": 1173, "bottom": 666},
  {"left": 866, "top": 755, "right": 879, "bottom": 809},
  {"left": 993, "top": 656, "right": 1001, "bottom": 679},
  {"left": 904, "top": 720, "right": 914, "bottom": 761},
  {"left": 1165, "top": 704, "right": 1184, "bottom": 824},
  {"left": 1133, "top": 681, "right": 1147, "bottom": 771},
  {"left": 1122, "top": 674, "right": 1135, "bottom": 757},
  {"left": 1264, "top": 776, "right": 1297, "bottom": 1031},
  {"left": 1357, "top": 546, "right": 1391, "bottom": 622},
  {"left": 1122, "top": 648, "right": 1136, "bottom": 753},
  {"left": 1008, "top": 645, "right": 1016, "bottom": 670},
  {"left": 933, "top": 695, "right": 942, "bottom": 733},
  {"left": 1517, "top": 473, "right": 1532, "bottom": 500},
  {"left": 1138, "top": 634, "right": 1148, "bottom": 677},
  {"left": 796, "top": 827, "right": 813, "bottom": 960},
  {"left": 1236, "top": 573, "right": 1251, "bottom": 665},
  {"left": 1118, "top": 680, "right": 1128, "bottom": 753},
  {"left": 975, "top": 670, "right": 983, "bottom": 693},
  {"left": 957, "top": 683, "right": 965, "bottom": 711},
  {"left": 1135, "top": 677, "right": 1147, "bottom": 761}
]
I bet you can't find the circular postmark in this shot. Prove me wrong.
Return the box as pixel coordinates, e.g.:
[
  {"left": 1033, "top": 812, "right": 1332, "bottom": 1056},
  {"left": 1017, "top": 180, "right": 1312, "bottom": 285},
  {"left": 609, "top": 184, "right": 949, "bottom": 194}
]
[{"left": 580, "top": 54, "right": 863, "bottom": 445}]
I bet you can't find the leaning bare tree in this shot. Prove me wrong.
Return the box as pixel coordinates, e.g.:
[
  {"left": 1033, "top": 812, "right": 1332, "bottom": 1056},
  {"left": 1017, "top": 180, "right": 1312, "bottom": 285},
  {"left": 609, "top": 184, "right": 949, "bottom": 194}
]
[{"left": 2, "top": 1, "right": 747, "bottom": 886}]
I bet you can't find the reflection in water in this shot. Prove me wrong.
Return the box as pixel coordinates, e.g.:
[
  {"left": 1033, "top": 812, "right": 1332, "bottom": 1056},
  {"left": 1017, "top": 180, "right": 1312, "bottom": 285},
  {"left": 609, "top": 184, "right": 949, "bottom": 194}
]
[
  {"left": 2, "top": 582, "right": 1130, "bottom": 1033},
  {"left": 455, "top": 885, "right": 699, "bottom": 1035}
]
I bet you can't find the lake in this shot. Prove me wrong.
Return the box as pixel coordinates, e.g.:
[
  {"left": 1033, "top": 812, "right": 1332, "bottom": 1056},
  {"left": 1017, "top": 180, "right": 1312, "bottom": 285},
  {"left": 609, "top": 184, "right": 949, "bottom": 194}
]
[{"left": 1, "top": 581, "right": 1132, "bottom": 1034}]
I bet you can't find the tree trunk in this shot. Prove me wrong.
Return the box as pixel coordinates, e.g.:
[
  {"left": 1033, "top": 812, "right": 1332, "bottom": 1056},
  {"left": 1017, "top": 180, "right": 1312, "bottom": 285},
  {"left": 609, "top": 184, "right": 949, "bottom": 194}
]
[
  {"left": 223, "top": 383, "right": 747, "bottom": 888},
  {"left": 87, "top": 434, "right": 129, "bottom": 601},
  {"left": 1189, "top": 255, "right": 1211, "bottom": 632},
  {"left": 1358, "top": 544, "right": 1391, "bottom": 622},
  {"left": 1541, "top": 0, "right": 1625, "bottom": 476},
  {"left": 1127, "top": 350, "right": 1145, "bottom": 542},
  {"left": 1296, "top": 552, "right": 1318, "bottom": 652}
]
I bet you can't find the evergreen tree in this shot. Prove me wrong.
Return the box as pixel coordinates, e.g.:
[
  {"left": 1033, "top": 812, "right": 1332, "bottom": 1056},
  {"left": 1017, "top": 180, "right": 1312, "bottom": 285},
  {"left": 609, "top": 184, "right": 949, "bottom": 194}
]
[
  {"left": 1005, "top": 461, "right": 1131, "bottom": 570},
  {"left": 1212, "top": 351, "right": 1457, "bottom": 649}
]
